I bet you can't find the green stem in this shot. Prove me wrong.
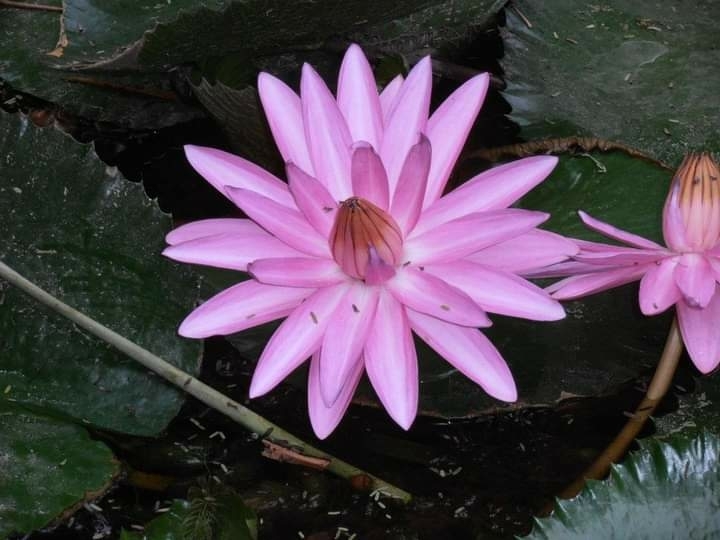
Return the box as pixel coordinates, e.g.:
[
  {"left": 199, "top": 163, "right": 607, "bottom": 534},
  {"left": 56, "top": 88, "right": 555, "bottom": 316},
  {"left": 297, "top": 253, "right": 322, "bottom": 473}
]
[{"left": 0, "top": 259, "right": 411, "bottom": 502}]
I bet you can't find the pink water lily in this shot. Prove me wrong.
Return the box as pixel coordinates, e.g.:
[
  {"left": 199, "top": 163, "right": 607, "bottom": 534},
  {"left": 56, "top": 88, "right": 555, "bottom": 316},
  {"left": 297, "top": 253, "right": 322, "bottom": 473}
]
[
  {"left": 164, "top": 44, "right": 574, "bottom": 438},
  {"left": 549, "top": 153, "right": 720, "bottom": 374}
]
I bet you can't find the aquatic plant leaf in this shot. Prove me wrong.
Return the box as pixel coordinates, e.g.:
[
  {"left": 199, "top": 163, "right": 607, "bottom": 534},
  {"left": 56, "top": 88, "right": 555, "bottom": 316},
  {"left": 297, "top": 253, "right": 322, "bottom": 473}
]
[
  {"left": 0, "top": 112, "right": 202, "bottom": 436},
  {"left": 0, "top": 402, "right": 118, "bottom": 538},
  {"left": 502, "top": 0, "right": 720, "bottom": 164},
  {"left": 524, "top": 431, "right": 720, "bottom": 539}
]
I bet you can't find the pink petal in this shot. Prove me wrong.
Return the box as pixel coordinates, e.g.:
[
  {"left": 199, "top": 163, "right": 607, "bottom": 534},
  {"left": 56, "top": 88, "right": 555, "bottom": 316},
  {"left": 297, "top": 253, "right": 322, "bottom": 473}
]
[
  {"left": 674, "top": 253, "right": 716, "bottom": 308},
  {"left": 413, "top": 156, "right": 558, "bottom": 236},
  {"left": 337, "top": 44, "right": 383, "bottom": 149},
  {"left": 579, "top": 211, "right": 665, "bottom": 250},
  {"left": 575, "top": 247, "right": 669, "bottom": 266},
  {"left": 257, "top": 73, "right": 314, "bottom": 174},
  {"left": 380, "top": 57, "right": 432, "bottom": 193},
  {"left": 425, "top": 261, "right": 565, "bottom": 321},
  {"left": 404, "top": 209, "right": 549, "bottom": 265},
  {"left": 663, "top": 181, "right": 689, "bottom": 251},
  {"left": 308, "top": 351, "right": 364, "bottom": 439},
  {"left": 301, "top": 63, "right": 353, "bottom": 200},
  {"left": 184, "top": 145, "right": 294, "bottom": 207},
  {"left": 365, "top": 248, "right": 396, "bottom": 285},
  {"left": 407, "top": 309, "right": 517, "bottom": 401},
  {"left": 178, "top": 281, "right": 311, "bottom": 338},
  {"left": 709, "top": 256, "right": 720, "bottom": 281},
  {"left": 166, "top": 218, "right": 263, "bottom": 245},
  {"left": 390, "top": 134, "right": 431, "bottom": 234},
  {"left": 320, "top": 284, "right": 379, "bottom": 406},
  {"left": 548, "top": 266, "right": 648, "bottom": 300},
  {"left": 249, "top": 283, "right": 350, "bottom": 398},
  {"left": 677, "top": 292, "right": 720, "bottom": 373},
  {"left": 248, "top": 257, "right": 346, "bottom": 288},
  {"left": 351, "top": 143, "right": 390, "bottom": 210},
  {"left": 364, "top": 291, "right": 418, "bottom": 430},
  {"left": 423, "top": 73, "right": 489, "bottom": 207},
  {"left": 286, "top": 163, "right": 338, "bottom": 237},
  {"left": 639, "top": 257, "right": 681, "bottom": 315},
  {"left": 467, "top": 229, "right": 579, "bottom": 274},
  {"left": 225, "top": 187, "right": 329, "bottom": 257},
  {"left": 164, "top": 232, "right": 303, "bottom": 271},
  {"left": 379, "top": 74, "right": 404, "bottom": 124},
  {"left": 387, "top": 267, "right": 491, "bottom": 327}
]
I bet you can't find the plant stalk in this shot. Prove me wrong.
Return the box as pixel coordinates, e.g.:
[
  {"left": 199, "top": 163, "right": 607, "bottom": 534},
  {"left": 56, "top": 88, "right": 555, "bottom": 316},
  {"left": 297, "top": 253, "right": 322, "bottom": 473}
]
[
  {"left": 0, "top": 0, "right": 62, "bottom": 12},
  {"left": 0, "top": 259, "right": 411, "bottom": 502},
  {"left": 557, "top": 316, "right": 683, "bottom": 501}
]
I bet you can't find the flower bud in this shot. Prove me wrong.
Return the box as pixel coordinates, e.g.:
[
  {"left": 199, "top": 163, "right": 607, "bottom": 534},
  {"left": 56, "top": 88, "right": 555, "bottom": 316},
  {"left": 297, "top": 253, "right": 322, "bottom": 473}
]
[
  {"left": 663, "top": 152, "right": 720, "bottom": 251},
  {"left": 330, "top": 197, "right": 403, "bottom": 284}
]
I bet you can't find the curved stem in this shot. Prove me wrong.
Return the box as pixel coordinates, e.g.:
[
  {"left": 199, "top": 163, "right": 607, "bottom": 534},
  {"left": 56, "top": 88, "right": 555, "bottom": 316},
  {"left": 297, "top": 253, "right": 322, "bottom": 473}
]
[
  {"left": 557, "top": 316, "right": 683, "bottom": 500},
  {"left": 0, "top": 260, "right": 411, "bottom": 502}
]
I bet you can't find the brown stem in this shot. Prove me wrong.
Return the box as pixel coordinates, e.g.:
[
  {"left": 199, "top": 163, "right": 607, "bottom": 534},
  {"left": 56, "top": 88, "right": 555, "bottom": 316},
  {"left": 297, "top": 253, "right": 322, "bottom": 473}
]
[
  {"left": 556, "top": 317, "right": 683, "bottom": 501},
  {"left": 468, "top": 137, "right": 671, "bottom": 169},
  {"left": 0, "top": 0, "right": 62, "bottom": 12}
]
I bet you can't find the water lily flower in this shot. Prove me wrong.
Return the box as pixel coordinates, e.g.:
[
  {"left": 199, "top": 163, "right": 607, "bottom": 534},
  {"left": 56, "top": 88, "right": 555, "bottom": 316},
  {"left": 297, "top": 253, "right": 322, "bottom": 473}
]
[
  {"left": 549, "top": 153, "right": 720, "bottom": 374},
  {"left": 164, "top": 44, "right": 573, "bottom": 438}
]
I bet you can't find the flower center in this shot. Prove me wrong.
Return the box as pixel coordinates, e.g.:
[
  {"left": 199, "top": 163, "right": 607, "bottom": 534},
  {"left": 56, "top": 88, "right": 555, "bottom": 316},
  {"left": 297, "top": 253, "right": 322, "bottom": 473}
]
[{"left": 329, "top": 197, "right": 403, "bottom": 284}]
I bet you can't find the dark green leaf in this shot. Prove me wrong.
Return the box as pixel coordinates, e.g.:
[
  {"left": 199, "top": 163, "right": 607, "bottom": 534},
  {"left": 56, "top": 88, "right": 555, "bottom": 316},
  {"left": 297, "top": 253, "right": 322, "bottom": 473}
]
[
  {"left": 524, "top": 431, "right": 720, "bottom": 539},
  {"left": 502, "top": 0, "right": 720, "bottom": 164},
  {"left": 0, "top": 401, "right": 118, "bottom": 538},
  {"left": 0, "top": 0, "right": 206, "bottom": 128},
  {"left": 0, "top": 112, "right": 201, "bottom": 436}
]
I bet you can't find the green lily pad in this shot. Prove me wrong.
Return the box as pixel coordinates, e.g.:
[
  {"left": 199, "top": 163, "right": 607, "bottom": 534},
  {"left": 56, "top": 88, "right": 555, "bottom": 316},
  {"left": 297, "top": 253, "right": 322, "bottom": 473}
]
[
  {"left": 0, "top": 401, "right": 118, "bottom": 539},
  {"left": 1, "top": 0, "right": 503, "bottom": 129},
  {"left": 0, "top": 112, "right": 201, "bottom": 436},
  {"left": 120, "top": 493, "right": 257, "bottom": 540},
  {"left": 524, "top": 431, "right": 720, "bottom": 539},
  {"left": 0, "top": 0, "right": 206, "bottom": 128},
  {"left": 502, "top": 0, "right": 720, "bottom": 164}
]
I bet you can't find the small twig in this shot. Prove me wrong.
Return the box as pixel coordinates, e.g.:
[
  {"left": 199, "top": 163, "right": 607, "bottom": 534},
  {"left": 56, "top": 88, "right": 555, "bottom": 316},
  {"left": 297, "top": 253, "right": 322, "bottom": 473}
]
[
  {"left": 552, "top": 317, "right": 683, "bottom": 504},
  {"left": 0, "top": 0, "right": 62, "bottom": 12},
  {"left": 510, "top": 3, "right": 533, "bottom": 28},
  {"left": 0, "top": 259, "right": 412, "bottom": 502},
  {"left": 261, "top": 440, "right": 331, "bottom": 471}
]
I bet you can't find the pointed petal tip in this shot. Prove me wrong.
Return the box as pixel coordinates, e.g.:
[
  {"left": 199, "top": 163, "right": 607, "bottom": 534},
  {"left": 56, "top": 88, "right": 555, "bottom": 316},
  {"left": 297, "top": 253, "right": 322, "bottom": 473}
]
[
  {"left": 177, "top": 318, "right": 205, "bottom": 339},
  {"left": 311, "top": 423, "right": 333, "bottom": 440},
  {"left": 248, "top": 376, "right": 270, "bottom": 399},
  {"left": 492, "top": 383, "right": 518, "bottom": 403},
  {"left": 344, "top": 42, "right": 365, "bottom": 58}
]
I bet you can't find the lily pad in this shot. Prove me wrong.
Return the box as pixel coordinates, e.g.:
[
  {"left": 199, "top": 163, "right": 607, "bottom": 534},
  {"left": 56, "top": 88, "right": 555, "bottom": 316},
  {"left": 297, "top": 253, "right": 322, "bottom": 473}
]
[
  {"left": 0, "top": 401, "right": 118, "bottom": 539},
  {"left": 524, "top": 431, "right": 720, "bottom": 539},
  {"left": 1, "top": 0, "right": 503, "bottom": 129},
  {"left": 0, "top": 0, "right": 205, "bottom": 128},
  {"left": 0, "top": 112, "right": 201, "bottom": 436},
  {"left": 502, "top": 0, "right": 720, "bottom": 164}
]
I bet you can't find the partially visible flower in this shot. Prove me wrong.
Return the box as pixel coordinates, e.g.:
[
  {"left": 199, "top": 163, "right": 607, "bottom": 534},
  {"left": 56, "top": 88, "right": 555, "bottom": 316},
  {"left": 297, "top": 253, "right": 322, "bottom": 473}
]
[
  {"left": 549, "top": 153, "right": 720, "bottom": 373},
  {"left": 164, "top": 44, "right": 574, "bottom": 438}
]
